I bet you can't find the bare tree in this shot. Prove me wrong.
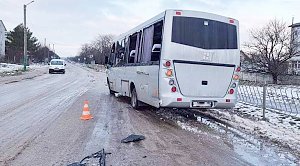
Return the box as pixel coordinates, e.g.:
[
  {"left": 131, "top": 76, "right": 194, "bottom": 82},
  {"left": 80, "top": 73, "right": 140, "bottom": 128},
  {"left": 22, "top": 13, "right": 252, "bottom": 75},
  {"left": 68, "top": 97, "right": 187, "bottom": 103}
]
[
  {"left": 245, "top": 19, "right": 300, "bottom": 84},
  {"left": 74, "top": 34, "right": 114, "bottom": 64},
  {"left": 93, "top": 35, "right": 114, "bottom": 64}
]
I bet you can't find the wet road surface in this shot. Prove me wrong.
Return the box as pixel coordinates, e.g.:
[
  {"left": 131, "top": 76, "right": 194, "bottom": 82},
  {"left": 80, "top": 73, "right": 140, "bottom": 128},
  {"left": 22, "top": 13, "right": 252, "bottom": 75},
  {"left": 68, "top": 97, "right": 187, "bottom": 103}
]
[{"left": 0, "top": 63, "right": 298, "bottom": 166}]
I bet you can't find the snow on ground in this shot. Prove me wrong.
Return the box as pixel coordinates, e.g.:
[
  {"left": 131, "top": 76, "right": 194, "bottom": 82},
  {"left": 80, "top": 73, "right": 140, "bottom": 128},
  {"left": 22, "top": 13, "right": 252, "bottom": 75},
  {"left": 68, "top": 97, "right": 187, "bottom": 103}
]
[
  {"left": 207, "top": 103, "right": 300, "bottom": 157},
  {"left": 0, "top": 63, "right": 23, "bottom": 73},
  {"left": 0, "top": 63, "right": 47, "bottom": 77},
  {"left": 27, "top": 63, "right": 47, "bottom": 70}
]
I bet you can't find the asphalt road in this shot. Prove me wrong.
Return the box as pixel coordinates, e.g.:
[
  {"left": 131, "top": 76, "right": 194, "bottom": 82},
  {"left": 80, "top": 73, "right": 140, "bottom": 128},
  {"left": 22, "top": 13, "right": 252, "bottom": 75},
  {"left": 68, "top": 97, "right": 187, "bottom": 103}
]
[{"left": 0, "top": 63, "right": 295, "bottom": 166}]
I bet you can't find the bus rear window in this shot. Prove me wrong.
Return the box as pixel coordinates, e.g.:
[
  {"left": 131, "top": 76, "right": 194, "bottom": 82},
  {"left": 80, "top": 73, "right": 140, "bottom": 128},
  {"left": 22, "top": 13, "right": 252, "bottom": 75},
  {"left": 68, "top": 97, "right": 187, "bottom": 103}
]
[{"left": 172, "top": 16, "right": 238, "bottom": 49}]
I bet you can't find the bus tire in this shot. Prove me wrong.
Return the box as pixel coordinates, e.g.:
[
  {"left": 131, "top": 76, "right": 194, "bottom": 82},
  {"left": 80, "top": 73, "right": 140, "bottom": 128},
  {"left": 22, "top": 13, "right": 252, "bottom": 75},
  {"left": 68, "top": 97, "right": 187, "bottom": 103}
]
[{"left": 131, "top": 87, "right": 139, "bottom": 109}]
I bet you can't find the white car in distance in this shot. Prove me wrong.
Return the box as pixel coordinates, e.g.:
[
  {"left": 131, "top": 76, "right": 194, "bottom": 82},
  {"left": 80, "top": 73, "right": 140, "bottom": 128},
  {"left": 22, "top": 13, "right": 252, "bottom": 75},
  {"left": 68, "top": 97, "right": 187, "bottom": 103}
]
[{"left": 49, "top": 59, "right": 66, "bottom": 74}]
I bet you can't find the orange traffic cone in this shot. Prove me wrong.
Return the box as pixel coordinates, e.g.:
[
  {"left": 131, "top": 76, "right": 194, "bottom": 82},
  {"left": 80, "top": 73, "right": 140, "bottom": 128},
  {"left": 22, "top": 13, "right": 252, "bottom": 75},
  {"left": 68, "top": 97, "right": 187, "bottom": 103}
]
[{"left": 80, "top": 100, "right": 93, "bottom": 120}]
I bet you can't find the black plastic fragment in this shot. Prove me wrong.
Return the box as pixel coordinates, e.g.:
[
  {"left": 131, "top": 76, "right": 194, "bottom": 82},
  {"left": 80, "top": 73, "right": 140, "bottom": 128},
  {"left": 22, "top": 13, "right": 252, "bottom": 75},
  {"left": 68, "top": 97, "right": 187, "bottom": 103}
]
[{"left": 121, "top": 134, "right": 145, "bottom": 143}]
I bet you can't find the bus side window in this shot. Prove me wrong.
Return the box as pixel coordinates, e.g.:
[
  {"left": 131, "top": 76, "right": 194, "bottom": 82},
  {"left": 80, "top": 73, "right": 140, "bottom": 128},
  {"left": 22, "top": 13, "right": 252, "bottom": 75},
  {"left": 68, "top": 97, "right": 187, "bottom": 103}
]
[
  {"left": 128, "top": 34, "right": 138, "bottom": 63},
  {"left": 116, "top": 39, "right": 126, "bottom": 66},
  {"left": 124, "top": 37, "right": 130, "bottom": 64},
  {"left": 151, "top": 21, "right": 163, "bottom": 62},
  {"left": 140, "top": 25, "right": 154, "bottom": 63},
  {"left": 139, "top": 21, "right": 163, "bottom": 64},
  {"left": 109, "top": 43, "right": 116, "bottom": 65},
  {"left": 111, "top": 43, "right": 115, "bottom": 53}
]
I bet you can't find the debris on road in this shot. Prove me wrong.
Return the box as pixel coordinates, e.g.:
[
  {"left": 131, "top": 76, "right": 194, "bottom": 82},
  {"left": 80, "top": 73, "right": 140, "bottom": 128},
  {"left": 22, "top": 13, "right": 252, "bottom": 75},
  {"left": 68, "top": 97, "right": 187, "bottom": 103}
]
[
  {"left": 121, "top": 134, "right": 145, "bottom": 143},
  {"left": 67, "top": 149, "right": 111, "bottom": 166}
]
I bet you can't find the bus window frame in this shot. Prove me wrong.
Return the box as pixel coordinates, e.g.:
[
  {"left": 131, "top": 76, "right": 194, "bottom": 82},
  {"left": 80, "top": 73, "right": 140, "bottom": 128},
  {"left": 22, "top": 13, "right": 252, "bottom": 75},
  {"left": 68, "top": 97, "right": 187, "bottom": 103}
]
[{"left": 110, "top": 19, "right": 164, "bottom": 68}]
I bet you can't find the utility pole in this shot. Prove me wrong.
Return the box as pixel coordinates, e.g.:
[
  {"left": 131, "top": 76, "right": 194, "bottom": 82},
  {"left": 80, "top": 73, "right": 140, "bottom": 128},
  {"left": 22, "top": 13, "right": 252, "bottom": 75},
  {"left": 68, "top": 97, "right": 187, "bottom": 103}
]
[
  {"left": 23, "top": 4, "right": 27, "bottom": 71},
  {"left": 48, "top": 44, "right": 50, "bottom": 61},
  {"left": 44, "top": 38, "right": 47, "bottom": 63},
  {"left": 23, "top": 1, "right": 34, "bottom": 71}
]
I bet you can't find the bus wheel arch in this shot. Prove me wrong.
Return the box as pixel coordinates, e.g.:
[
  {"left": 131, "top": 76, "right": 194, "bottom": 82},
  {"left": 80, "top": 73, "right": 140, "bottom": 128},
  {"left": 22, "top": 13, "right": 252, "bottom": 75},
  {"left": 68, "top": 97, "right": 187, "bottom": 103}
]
[{"left": 107, "top": 78, "right": 115, "bottom": 95}]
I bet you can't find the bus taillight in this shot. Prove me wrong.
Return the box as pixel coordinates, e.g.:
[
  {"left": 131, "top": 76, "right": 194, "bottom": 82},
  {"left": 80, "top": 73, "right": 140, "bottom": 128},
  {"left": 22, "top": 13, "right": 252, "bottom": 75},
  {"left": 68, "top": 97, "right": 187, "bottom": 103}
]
[
  {"left": 164, "top": 61, "right": 171, "bottom": 67},
  {"left": 166, "top": 69, "right": 173, "bottom": 77},
  {"left": 229, "top": 89, "right": 234, "bottom": 94},
  {"left": 236, "top": 66, "right": 241, "bottom": 72},
  {"left": 175, "top": 11, "right": 182, "bottom": 15},
  {"left": 233, "top": 74, "right": 239, "bottom": 80},
  {"left": 171, "top": 86, "right": 177, "bottom": 92}
]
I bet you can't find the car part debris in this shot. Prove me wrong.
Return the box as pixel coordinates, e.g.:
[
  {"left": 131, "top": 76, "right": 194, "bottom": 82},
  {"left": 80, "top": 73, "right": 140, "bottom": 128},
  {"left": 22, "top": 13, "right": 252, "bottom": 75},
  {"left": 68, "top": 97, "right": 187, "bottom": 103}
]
[
  {"left": 67, "top": 149, "right": 111, "bottom": 166},
  {"left": 121, "top": 134, "right": 145, "bottom": 143}
]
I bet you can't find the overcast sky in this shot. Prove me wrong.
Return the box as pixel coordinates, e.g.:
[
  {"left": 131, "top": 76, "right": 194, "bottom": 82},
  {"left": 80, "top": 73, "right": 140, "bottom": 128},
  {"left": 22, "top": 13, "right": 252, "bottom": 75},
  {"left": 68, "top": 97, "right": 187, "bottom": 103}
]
[{"left": 0, "top": 0, "right": 299, "bottom": 57}]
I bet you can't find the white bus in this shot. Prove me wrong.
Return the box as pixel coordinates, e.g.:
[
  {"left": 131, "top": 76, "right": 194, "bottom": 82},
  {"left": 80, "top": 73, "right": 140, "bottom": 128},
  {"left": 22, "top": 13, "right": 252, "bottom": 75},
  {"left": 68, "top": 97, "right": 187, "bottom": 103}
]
[{"left": 105, "top": 9, "right": 240, "bottom": 109}]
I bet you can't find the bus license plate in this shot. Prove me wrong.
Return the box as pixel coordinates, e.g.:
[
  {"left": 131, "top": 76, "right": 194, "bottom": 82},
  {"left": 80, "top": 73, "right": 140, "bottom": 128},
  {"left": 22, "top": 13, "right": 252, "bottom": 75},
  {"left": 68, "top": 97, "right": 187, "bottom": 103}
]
[{"left": 192, "top": 101, "right": 212, "bottom": 108}]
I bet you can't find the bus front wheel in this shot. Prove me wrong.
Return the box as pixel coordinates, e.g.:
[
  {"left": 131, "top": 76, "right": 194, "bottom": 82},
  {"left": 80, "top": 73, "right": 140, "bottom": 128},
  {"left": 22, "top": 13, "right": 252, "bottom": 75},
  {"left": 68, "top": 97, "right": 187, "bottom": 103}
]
[{"left": 131, "top": 87, "right": 139, "bottom": 109}]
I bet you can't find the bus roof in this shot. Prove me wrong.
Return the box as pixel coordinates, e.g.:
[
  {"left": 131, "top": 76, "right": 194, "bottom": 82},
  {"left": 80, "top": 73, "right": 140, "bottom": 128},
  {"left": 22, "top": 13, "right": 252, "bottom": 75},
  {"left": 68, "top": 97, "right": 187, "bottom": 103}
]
[
  {"left": 115, "top": 9, "right": 238, "bottom": 41},
  {"left": 116, "top": 11, "right": 165, "bottom": 40}
]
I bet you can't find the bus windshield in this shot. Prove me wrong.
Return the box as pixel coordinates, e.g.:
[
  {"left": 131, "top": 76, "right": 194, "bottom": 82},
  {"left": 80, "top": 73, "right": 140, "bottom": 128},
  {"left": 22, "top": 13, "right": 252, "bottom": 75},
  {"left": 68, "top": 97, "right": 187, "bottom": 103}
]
[{"left": 171, "top": 16, "right": 238, "bottom": 49}]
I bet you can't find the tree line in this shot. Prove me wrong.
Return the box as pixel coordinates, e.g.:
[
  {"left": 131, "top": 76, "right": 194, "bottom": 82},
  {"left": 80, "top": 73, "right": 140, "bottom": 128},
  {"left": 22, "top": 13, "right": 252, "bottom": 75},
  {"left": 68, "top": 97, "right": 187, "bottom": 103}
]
[
  {"left": 69, "top": 35, "right": 114, "bottom": 64},
  {"left": 3, "top": 24, "right": 59, "bottom": 64}
]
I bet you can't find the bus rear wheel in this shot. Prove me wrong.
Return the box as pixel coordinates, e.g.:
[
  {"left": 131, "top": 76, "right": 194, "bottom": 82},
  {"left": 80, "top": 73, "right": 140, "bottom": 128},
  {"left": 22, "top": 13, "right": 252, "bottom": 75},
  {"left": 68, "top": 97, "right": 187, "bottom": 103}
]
[{"left": 131, "top": 87, "right": 139, "bottom": 109}]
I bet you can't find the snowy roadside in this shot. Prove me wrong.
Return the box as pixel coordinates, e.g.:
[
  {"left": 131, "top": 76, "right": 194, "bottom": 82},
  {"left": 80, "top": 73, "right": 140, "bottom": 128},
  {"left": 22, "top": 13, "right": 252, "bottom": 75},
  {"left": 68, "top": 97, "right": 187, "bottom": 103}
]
[
  {"left": 207, "top": 103, "right": 300, "bottom": 157},
  {"left": 0, "top": 63, "right": 23, "bottom": 76},
  {"left": 154, "top": 107, "right": 299, "bottom": 165},
  {"left": 72, "top": 62, "right": 106, "bottom": 73},
  {"left": 0, "top": 63, "right": 48, "bottom": 84}
]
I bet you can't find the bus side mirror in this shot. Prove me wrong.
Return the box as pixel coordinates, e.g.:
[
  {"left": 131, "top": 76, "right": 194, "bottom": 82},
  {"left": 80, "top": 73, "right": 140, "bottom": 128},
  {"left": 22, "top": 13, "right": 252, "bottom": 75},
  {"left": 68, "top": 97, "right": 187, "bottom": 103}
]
[{"left": 152, "top": 44, "right": 161, "bottom": 53}]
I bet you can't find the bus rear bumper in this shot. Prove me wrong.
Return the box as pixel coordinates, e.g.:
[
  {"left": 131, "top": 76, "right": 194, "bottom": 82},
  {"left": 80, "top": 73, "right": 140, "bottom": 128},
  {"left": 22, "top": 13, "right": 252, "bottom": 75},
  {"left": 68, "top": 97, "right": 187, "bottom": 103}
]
[{"left": 159, "top": 96, "right": 236, "bottom": 109}]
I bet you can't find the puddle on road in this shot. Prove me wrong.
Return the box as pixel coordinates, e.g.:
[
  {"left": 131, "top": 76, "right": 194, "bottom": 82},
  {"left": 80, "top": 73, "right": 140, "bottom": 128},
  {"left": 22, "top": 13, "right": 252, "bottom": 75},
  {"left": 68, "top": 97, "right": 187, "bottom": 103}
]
[{"left": 156, "top": 109, "right": 299, "bottom": 166}]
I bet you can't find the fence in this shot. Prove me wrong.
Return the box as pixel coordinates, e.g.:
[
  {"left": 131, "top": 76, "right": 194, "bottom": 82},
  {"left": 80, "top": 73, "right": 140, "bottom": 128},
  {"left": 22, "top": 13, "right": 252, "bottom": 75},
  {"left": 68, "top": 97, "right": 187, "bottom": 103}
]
[{"left": 238, "top": 80, "right": 300, "bottom": 117}]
